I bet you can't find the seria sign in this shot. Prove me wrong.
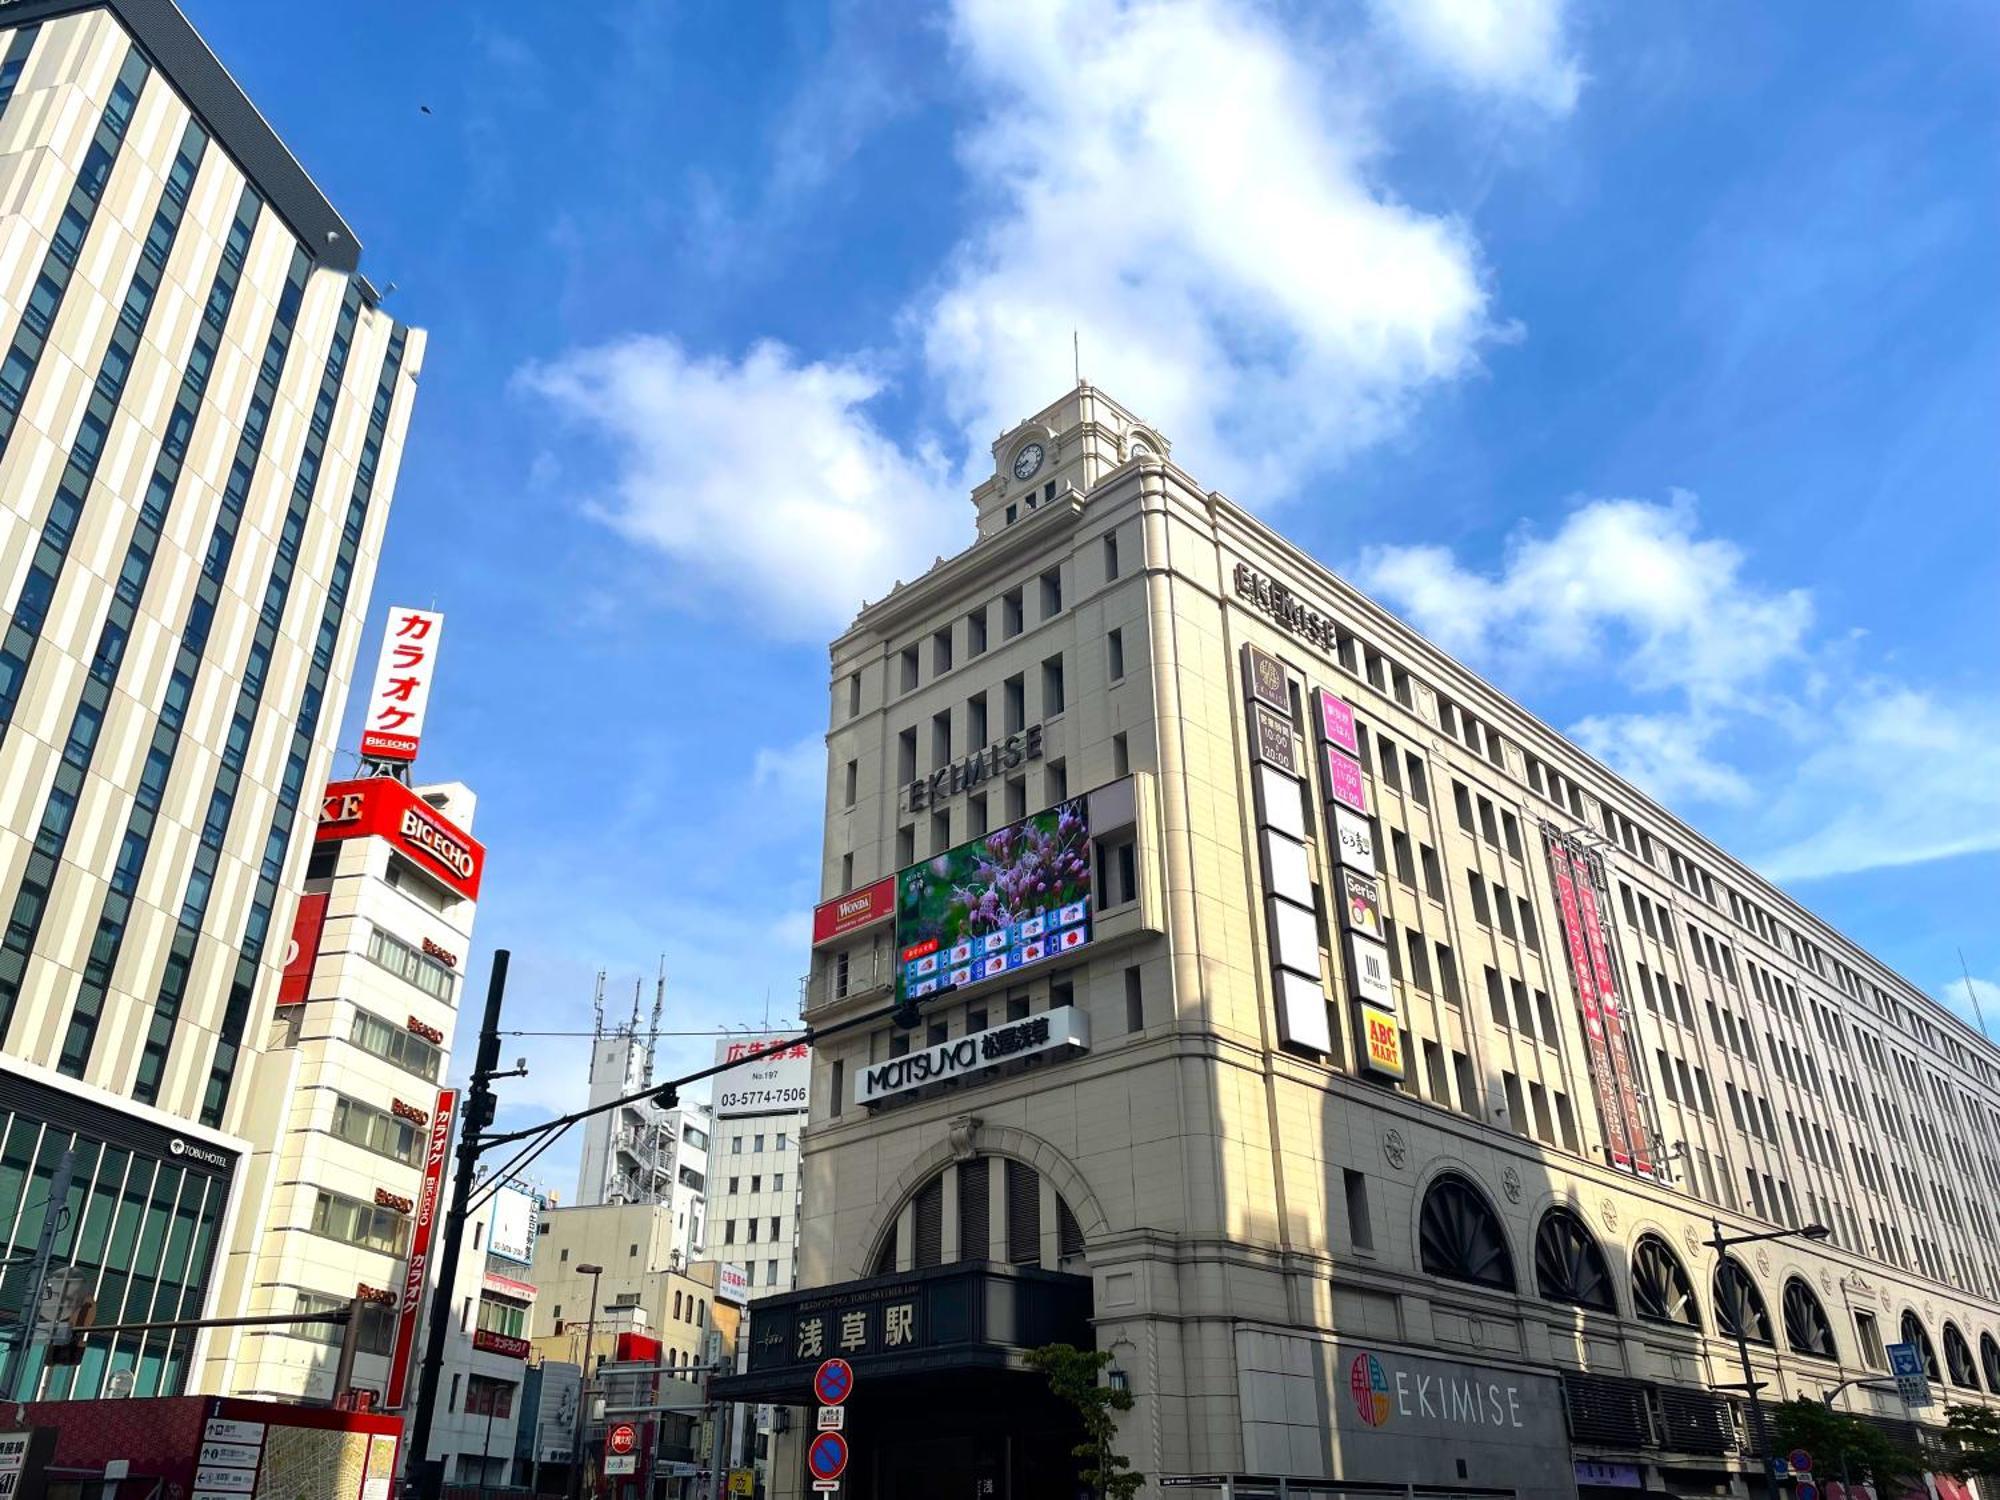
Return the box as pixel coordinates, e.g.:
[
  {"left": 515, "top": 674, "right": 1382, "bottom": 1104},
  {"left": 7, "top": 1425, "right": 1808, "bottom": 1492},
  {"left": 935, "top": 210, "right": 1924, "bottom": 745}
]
[{"left": 857, "top": 1006, "right": 1089, "bottom": 1105}]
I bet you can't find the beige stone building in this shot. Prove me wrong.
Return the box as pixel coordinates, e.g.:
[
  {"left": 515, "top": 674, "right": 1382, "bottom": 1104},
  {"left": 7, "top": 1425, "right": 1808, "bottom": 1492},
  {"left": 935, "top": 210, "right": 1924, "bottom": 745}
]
[{"left": 714, "top": 386, "right": 2000, "bottom": 1500}]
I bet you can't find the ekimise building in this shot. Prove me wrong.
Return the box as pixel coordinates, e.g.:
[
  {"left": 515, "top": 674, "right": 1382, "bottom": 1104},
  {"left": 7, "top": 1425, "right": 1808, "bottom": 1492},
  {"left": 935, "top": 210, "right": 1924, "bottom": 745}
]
[{"left": 713, "top": 387, "right": 2000, "bottom": 1500}]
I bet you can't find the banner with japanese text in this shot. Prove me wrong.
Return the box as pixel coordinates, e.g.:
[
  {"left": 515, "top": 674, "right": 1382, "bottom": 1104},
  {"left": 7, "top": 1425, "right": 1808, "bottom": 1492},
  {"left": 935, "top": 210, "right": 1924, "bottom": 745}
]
[
  {"left": 1545, "top": 832, "right": 1636, "bottom": 1173},
  {"left": 359, "top": 606, "right": 443, "bottom": 763}
]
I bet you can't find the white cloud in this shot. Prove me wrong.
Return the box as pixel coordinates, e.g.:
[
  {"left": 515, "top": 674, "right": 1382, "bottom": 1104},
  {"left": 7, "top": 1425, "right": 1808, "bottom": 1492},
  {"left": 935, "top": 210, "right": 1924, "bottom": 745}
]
[
  {"left": 515, "top": 338, "right": 956, "bottom": 638},
  {"left": 1757, "top": 686, "right": 2000, "bottom": 882},
  {"left": 1356, "top": 494, "right": 2000, "bottom": 881},
  {"left": 1937, "top": 974, "right": 2000, "bottom": 1035},
  {"left": 1353, "top": 493, "right": 1813, "bottom": 707},
  {"left": 1570, "top": 711, "right": 1752, "bottom": 806},
  {"left": 924, "top": 0, "right": 1499, "bottom": 500},
  {"left": 752, "top": 735, "right": 830, "bottom": 811},
  {"left": 1371, "top": 0, "right": 1583, "bottom": 113}
]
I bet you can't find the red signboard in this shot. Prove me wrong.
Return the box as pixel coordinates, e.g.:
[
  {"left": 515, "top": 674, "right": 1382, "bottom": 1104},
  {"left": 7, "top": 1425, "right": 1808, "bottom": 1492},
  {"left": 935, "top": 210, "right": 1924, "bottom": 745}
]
[
  {"left": 472, "top": 1328, "right": 532, "bottom": 1360},
  {"left": 1547, "top": 837, "right": 1635, "bottom": 1173},
  {"left": 616, "top": 1331, "right": 663, "bottom": 1364},
  {"left": 607, "top": 1424, "right": 637, "bottom": 1456},
  {"left": 811, "top": 877, "right": 895, "bottom": 946},
  {"left": 386, "top": 1088, "right": 457, "bottom": 1408},
  {"left": 317, "top": 777, "right": 484, "bottom": 901},
  {"left": 359, "top": 606, "right": 443, "bottom": 763},
  {"left": 276, "top": 890, "right": 330, "bottom": 1006},
  {"left": 1571, "top": 850, "right": 1657, "bottom": 1179}
]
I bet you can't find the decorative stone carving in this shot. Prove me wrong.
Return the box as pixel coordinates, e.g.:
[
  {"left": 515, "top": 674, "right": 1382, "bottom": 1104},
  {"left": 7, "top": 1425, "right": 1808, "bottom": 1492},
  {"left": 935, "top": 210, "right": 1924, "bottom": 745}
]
[
  {"left": 1600, "top": 1199, "right": 1618, "bottom": 1232},
  {"left": 947, "top": 1115, "right": 982, "bottom": 1161},
  {"left": 1756, "top": 1248, "right": 1770, "bottom": 1277},
  {"left": 1684, "top": 1227, "right": 1701, "bottom": 1258},
  {"left": 1502, "top": 1166, "right": 1523, "bottom": 1203},
  {"left": 1382, "top": 1128, "right": 1408, "bottom": 1170}
]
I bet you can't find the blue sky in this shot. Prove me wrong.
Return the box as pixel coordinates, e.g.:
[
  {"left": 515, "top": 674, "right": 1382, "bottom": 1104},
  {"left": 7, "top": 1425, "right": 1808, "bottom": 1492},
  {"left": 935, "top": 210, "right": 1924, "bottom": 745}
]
[{"left": 184, "top": 0, "right": 1998, "bottom": 1185}]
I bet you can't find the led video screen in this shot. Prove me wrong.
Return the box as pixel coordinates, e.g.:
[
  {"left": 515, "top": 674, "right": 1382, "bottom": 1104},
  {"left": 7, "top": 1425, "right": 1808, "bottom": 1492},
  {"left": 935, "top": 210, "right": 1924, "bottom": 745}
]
[{"left": 896, "top": 798, "right": 1093, "bottom": 1001}]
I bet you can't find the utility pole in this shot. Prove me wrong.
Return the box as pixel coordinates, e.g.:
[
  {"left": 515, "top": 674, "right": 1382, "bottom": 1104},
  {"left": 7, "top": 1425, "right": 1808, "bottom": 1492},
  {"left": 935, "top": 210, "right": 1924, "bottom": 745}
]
[{"left": 409, "top": 949, "right": 511, "bottom": 1500}]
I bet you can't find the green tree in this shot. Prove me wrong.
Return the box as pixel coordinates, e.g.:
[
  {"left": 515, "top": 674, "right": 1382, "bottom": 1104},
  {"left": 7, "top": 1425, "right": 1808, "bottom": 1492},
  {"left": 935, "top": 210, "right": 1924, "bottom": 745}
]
[
  {"left": 1025, "top": 1343, "right": 1144, "bottom": 1500},
  {"left": 1769, "top": 1399, "right": 1921, "bottom": 1488},
  {"left": 1941, "top": 1403, "right": 2000, "bottom": 1482}
]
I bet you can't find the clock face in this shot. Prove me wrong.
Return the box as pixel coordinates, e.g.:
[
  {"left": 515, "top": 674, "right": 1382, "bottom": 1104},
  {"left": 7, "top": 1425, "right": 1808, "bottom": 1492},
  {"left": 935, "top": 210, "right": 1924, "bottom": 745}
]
[{"left": 1012, "top": 443, "right": 1045, "bottom": 481}]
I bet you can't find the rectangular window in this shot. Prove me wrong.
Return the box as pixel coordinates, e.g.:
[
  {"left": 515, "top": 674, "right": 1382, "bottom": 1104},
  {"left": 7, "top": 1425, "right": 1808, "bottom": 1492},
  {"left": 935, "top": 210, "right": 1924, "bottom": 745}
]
[
  {"left": 847, "top": 673, "right": 862, "bottom": 717},
  {"left": 1855, "top": 1310, "right": 1885, "bottom": 1369},
  {"left": 1530, "top": 1082, "right": 1555, "bottom": 1143},
  {"left": 831, "top": 1059, "right": 844, "bottom": 1116},
  {"left": 1344, "top": 1169, "right": 1374, "bottom": 1251},
  {"left": 1125, "top": 966, "right": 1144, "bottom": 1032},
  {"left": 842, "top": 760, "right": 858, "bottom": 807},
  {"left": 365, "top": 926, "right": 457, "bottom": 1004},
  {"left": 310, "top": 1189, "right": 412, "bottom": 1256},
  {"left": 1518, "top": 899, "right": 1539, "bottom": 951},
  {"left": 349, "top": 1010, "right": 441, "bottom": 1082},
  {"left": 1555, "top": 1092, "right": 1579, "bottom": 1152},
  {"left": 896, "top": 826, "right": 914, "bottom": 866},
  {"left": 1454, "top": 782, "right": 1473, "bottom": 833},
  {"left": 898, "top": 727, "right": 917, "bottom": 783},
  {"left": 329, "top": 1094, "right": 422, "bottom": 1166},
  {"left": 968, "top": 608, "right": 988, "bottom": 656},
  {"left": 1535, "top": 990, "right": 1558, "bottom": 1043},
  {"left": 1423, "top": 1040, "right": 1450, "bottom": 1107},
  {"left": 1006, "top": 777, "right": 1027, "bottom": 821},
  {"left": 1103, "top": 532, "right": 1120, "bottom": 580},
  {"left": 1435, "top": 943, "right": 1462, "bottom": 1005},
  {"left": 1005, "top": 675, "right": 1025, "bottom": 733},
  {"left": 900, "top": 646, "right": 919, "bottom": 692},
  {"left": 1041, "top": 568, "right": 1063, "bottom": 619},
  {"left": 1468, "top": 872, "right": 1491, "bottom": 925},
  {"left": 1112, "top": 732, "right": 1129, "bottom": 777},
  {"left": 1420, "top": 845, "right": 1443, "bottom": 901},
  {"left": 1047, "top": 759, "right": 1068, "bottom": 802},
  {"left": 1107, "top": 628, "right": 1125, "bottom": 681},
  {"left": 1406, "top": 756, "right": 1429, "bottom": 807},
  {"left": 1003, "top": 588, "right": 1024, "bottom": 638},
  {"left": 1043, "top": 655, "right": 1066, "bottom": 715},
  {"left": 1486, "top": 968, "right": 1508, "bottom": 1027},
  {"left": 1503, "top": 1072, "right": 1527, "bottom": 1135},
  {"left": 968, "top": 792, "right": 988, "bottom": 837},
  {"left": 1392, "top": 831, "right": 1416, "bottom": 888},
  {"left": 1452, "top": 1051, "right": 1477, "bottom": 1117},
  {"left": 932, "top": 710, "right": 952, "bottom": 767}
]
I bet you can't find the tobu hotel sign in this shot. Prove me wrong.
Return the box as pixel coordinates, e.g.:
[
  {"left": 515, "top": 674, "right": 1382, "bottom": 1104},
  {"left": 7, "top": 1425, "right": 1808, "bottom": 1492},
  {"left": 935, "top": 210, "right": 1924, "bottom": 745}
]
[
  {"left": 359, "top": 606, "right": 443, "bottom": 763},
  {"left": 812, "top": 876, "right": 895, "bottom": 946},
  {"left": 318, "top": 777, "right": 485, "bottom": 900}
]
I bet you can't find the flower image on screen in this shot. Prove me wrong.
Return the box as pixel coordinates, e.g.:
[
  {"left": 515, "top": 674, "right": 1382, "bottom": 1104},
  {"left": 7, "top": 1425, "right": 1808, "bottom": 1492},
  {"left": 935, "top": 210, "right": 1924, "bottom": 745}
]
[{"left": 896, "top": 798, "right": 1093, "bottom": 1001}]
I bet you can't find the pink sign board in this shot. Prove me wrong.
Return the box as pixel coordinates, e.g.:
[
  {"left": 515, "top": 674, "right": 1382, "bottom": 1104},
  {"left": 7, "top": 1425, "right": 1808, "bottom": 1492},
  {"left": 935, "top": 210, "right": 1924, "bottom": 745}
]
[
  {"left": 1323, "top": 745, "right": 1368, "bottom": 814},
  {"left": 1313, "top": 688, "right": 1359, "bottom": 755}
]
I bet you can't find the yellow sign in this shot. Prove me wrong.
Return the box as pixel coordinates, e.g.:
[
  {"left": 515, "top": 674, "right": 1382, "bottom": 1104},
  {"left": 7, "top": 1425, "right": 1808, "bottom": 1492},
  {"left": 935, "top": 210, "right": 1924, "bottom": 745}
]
[
  {"left": 729, "top": 1470, "right": 755, "bottom": 1496},
  {"left": 1361, "top": 1005, "right": 1404, "bottom": 1079}
]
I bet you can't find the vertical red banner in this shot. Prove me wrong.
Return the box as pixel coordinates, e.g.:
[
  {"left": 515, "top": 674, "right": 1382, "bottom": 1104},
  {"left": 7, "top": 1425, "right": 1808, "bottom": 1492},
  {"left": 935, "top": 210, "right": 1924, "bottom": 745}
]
[
  {"left": 276, "top": 890, "right": 329, "bottom": 1006},
  {"left": 386, "top": 1087, "right": 457, "bottom": 1409},
  {"left": 1547, "top": 838, "right": 1634, "bottom": 1172},
  {"left": 1570, "top": 852, "right": 1657, "bottom": 1178}
]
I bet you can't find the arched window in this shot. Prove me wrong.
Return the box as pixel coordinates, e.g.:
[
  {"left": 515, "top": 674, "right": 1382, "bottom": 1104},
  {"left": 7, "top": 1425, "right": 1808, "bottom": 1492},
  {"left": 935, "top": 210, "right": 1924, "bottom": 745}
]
[
  {"left": 1980, "top": 1332, "right": 2000, "bottom": 1394},
  {"left": 1632, "top": 1235, "right": 1700, "bottom": 1328},
  {"left": 1714, "top": 1259, "right": 1772, "bottom": 1346},
  {"left": 869, "top": 1155, "right": 1086, "bottom": 1274},
  {"left": 1419, "top": 1175, "right": 1516, "bottom": 1291},
  {"left": 1781, "top": 1278, "right": 1836, "bottom": 1359},
  {"left": 1534, "top": 1208, "right": 1615, "bottom": 1311},
  {"left": 1942, "top": 1323, "right": 1980, "bottom": 1390},
  {"left": 1901, "top": 1311, "right": 1940, "bottom": 1383}
]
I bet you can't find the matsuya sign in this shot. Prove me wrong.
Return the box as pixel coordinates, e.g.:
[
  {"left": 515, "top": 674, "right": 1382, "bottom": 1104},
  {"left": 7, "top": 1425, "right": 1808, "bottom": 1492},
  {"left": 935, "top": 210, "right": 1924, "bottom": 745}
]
[{"left": 856, "top": 1006, "right": 1089, "bottom": 1106}]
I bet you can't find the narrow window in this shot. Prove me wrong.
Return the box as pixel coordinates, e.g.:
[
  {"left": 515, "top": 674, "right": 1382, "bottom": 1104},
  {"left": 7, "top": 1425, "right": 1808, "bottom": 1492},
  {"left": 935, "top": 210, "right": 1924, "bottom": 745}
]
[
  {"left": 933, "top": 627, "right": 953, "bottom": 675},
  {"left": 969, "top": 607, "right": 988, "bottom": 656},
  {"left": 900, "top": 645, "right": 919, "bottom": 692},
  {"left": 1125, "top": 967, "right": 1144, "bottom": 1032},
  {"left": 1043, "top": 654, "right": 1066, "bottom": 714},
  {"left": 1103, "top": 532, "right": 1120, "bottom": 580},
  {"left": 1003, "top": 588, "right": 1024, "bottom": 637},
  {"left": 842, "top": 760, "right": 858, "bottom": 807},
  {"left": 1107, "top": 628, "right": 1125, "bottom": 681},
  {"left": 1004, "top": 674, "right": 1025, "bottom": 733},
  {"left": 1344, "top": 1169, "right": 1374, "bottom": 1251},
  {"left": 1041, "top": 568, "right": 1063, "bottom": 618},
  {"left": 846, "top": 673, "right": 861, "bottom": 717},
  {"left": 1112, "top": 732, "right": 1129, "bottom": 777}
]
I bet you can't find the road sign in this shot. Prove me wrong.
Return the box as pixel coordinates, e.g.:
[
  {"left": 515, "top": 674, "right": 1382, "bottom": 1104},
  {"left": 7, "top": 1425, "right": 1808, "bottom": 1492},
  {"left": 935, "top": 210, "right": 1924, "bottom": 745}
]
[
  {"left": 813, "top": 1358, "right": 854, "bottom": 1406},
  {"left": 1886, "top": 1341, "right": 1935, "bottom": 1408},
  {"left": 1770, "top": 1458, "right": 1789, "bottom": 1479},
  {"left": 817, "top": 1406, "right": 845, "bottom": 1431},
  {"left": 1789, "top": 1449, "right": 1813, "bottom": 1474},
  {"left": 808, "top": 1432, "right": 850, "bottom": 1484},
  {"left": 1797, "top": 1482, "right": 1819, "bottom": 1500},
  {"left": 812, "top": 1486, "right": 840, "bottom": 1495},
  {"left": 727, "top": 1471, "right": 754, "bottom": 1496},
  {"left": 606, "top": 1423, "right": 638, "bottom": 1456}
]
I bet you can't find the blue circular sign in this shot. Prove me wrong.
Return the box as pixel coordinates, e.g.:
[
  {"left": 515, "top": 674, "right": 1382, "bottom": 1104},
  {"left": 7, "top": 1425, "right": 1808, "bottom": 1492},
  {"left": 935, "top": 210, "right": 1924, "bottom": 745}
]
[
  {"left": 1797, "top": 1481, "right": 1819, "bottom": 1500},
  {"left": 809, "top": 1431, "right": 850, "bottom": 1482},
  {"left": 813, "top": 1357, "right": 854, "bottom": 1405}
]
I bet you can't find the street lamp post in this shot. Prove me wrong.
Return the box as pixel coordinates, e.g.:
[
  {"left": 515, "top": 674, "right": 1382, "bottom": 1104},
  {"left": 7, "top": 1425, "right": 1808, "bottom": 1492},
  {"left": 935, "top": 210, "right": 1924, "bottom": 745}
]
[
  {"left": 1707, "top": 1216, "right": 1831, "bottom": 1500},
  {"left": 568, "top": 1264, "right": 604, "bottom": 1500},
  {"left": 1818, "top": 1376, "right": 1903, "bottom": 1499}
]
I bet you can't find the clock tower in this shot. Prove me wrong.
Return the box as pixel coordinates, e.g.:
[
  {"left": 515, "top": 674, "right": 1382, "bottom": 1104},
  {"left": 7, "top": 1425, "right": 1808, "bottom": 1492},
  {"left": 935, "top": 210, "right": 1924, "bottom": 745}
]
[{"left": 969, "top": 383, "right": 1169, "bottom": 537}]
